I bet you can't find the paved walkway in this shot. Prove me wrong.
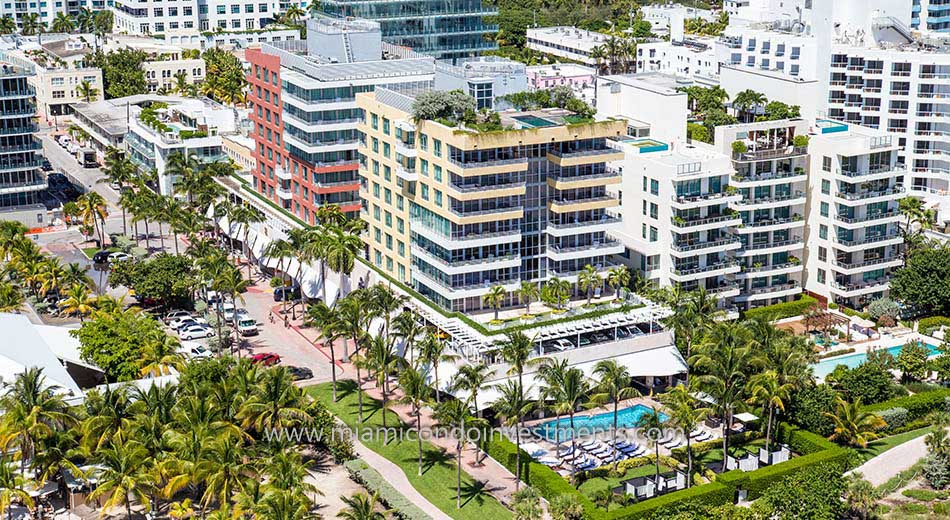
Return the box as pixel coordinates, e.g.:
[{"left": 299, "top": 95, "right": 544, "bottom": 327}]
[
  {"left": 352, "top": 437, "right": 452, "bottom": 520},
  {"left": 848, "top": 435, "right": 930, "bottom": 487}
]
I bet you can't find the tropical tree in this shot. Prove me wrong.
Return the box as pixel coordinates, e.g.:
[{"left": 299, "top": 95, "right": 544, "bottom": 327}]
[
  {"left": 747, "top": 369, "right": 792, "bottom": 453},
  {"left": 418, "top": 331, "right": 458, "bottom": 403},
  {"left": 451, "top": 362, "right": 491, "bottom": 418},
  {"left": 578, "top": 264, "right": 603, "bottom": 305},
  {"left": 75, "top": 191, "right": 108, "bottom": 247},
  {"left": 482, "top": 284, "right": 506, "bottom": 321},
  {"left": 305, "top": 301, "right": 342, "bottom": 401},
  {"left": 0, "top": 461, "right": 34, "bottom": 520},
  {"left": 75, "top": 8, "right": 95, "bottom": 32},
  {"left": 551, "top": 367, "right": 589, "bottom": 474},
  {"left": 61, "top": 283, "right": 96, "bottom": 320},
  {"left": 283, "top": 4, "right": 306, "bottom": 24},
  {"left": 87, "top": 438, "right": 155, "bottom": 519},
  {"left": 658, "top": 384, "right": 708, "bottom": 487},
  {"left": 606, "top": 265, "right": 630, "bottom": 300},
  {"left": 0, "top": 16, "right": 15, "bottom": 35},
  {"left": 491, "top": 381, "right": 532, "bottom": 489},
  {"left": 356, "top": 334, "right": 404, "bottom": 429},
  {"left": 543, "top": 277, "right": 571, "bottom": 311},
  {"left": 324, "top": 226, "right": 362, "bottom": 291},
  {"left": 398, "top": 367, "right": 430, "bottom": 476},
  {"left": 263, "top": 238, "right": 295, "bottom": 317},
  {"left": 51, "top": 12, "right": 75, "bottom": 33},
  {"left": 516, "top": 281, "right": 539, "bottom": 316},
  {"left": 76, "top": 80, "right": 100, "bottom": 103},
  {"left": 392, "top": 309, "right": 425, "bottom": 365},
  {"left": 0, "top": 282, "right": 24, "bottom": 312},
  {"left": 21, "top": 13, "right": 43, "bottom": 36},
  {"left": 337, "top": 492, "right": 390, "bottom": 520},
  {"left": 590, "top": 360, "right": 640, "bottom": 469},
  {"left": 844, "top": 473, "right": 879, "bottom": 520},
  {"left": 433, "top": 399, "right": 482, "bottom": 509},
  {"left": 733, "top": 89, "right": 767, "bottom": 122},
  {"left": 823, "top": 397, "right": 887, "bottom": 448},
  {"left": 635, "top": 406, "right": 666, "bottom": 486}
]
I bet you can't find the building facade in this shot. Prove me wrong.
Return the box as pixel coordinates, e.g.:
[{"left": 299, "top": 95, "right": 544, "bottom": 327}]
[
  {"left": 111, "top": 0, "right": 307, "bottom": 35},
  {"left": 913, "top": 0, "right": 950, "bottom": 33},
  {"left": 434, "top": 57, "right": 528, "bottom": 110},
  {"left": 356, "top": 87, "right": 626, "bottom": 312},
  {"left": 525, "top": 27, "right": 612, "bottom": 66},
  {"left": 317, "top": 0, "right": 497, "bottom": 60},
  {"left": 0, "top": 63, "right": 48, "bottom": 227},
  {"left": 244, "top": 22, "right": 434, "bottom": 225}
]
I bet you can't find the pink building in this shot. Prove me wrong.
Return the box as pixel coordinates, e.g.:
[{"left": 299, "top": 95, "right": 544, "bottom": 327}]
[{"left": 526, "top": 64, "right": 597, "bottom": 90}]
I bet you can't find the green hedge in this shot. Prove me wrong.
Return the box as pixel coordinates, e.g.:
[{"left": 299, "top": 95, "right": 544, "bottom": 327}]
[
  {"left": 732, "top": 447, "right": 851, "bottom": 499},
  {"left": 669, "top": 431, "right": 760, "bottom": 463},
  {"left": 775, "top": 423, "right": 839, "bottom": 455},
  {"left": 865, "top": 388, "right": 950, "bottom": 420},
  {"left": 919, "top": 316, "right": 950, "bottom": 336},
  {"left": 604, "top": 482, "right": 735, "bottom": 519},
  {"left": 343, "top": 459, "right": 433, "bottom": 520},
  {"left": 744, "top": 294, "right": 819, "bottom": 321}
]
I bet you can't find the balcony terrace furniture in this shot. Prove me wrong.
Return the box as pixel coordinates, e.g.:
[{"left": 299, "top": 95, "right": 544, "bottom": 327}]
[
  {"left": 725, "top": 452, "right": 760, "bottom": 472},
  {"left": 758, "top": 444, "right": 791, "bottom": 466}
]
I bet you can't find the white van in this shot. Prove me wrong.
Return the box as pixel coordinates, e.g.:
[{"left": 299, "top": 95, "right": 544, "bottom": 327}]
[{"left": 238, "top": 318, "right": 258, "bottom": 336}]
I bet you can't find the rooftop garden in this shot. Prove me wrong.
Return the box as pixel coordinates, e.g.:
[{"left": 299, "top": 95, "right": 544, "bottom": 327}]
[{"left": 138, "top": 102, "right": 209, "bottom": 140}]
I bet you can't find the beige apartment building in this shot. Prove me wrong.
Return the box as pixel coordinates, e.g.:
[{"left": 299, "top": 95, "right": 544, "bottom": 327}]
[{"left": 356, "top": 88, "right": 627, "bottom": 313}]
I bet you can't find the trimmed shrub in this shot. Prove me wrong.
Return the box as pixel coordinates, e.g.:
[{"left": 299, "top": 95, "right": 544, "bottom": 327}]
[
  {"left": 816, "top": 348, "right": 856, "bottom": 360},
  {"left": 744, "top": 294, "right": 819, "bottom": 321},
  {"left": 669, "top": 431, "right": 760, "bottom": 463},
  {"left": 920, "top": 316, "right": 950, "bottom": 337},
  {"left": 868, "top": 298, "right": 900, "bottom": 320},
  {"left": 775, "top": 423, "right": 839, "bottom": 455},
  {"left": 344, "top": 459, "right": 433, "bottom": 520},
  {"left": 865, "top": 388, "right": 950, "bottom": 420},
  {"left": 924, "top": 454, "right": 950, "bottom": 490},
  {"left": 902, "top": 488, "right": 941, "bottom": 501},
  {"left": 602, "top": 482, "right": 735, "bottom": 520},
  {"left": 741, "top": 448, "right": 851, "bottom": 499},
  {"left": 877, "top": 407, "right": 909, "bottom": 432}
]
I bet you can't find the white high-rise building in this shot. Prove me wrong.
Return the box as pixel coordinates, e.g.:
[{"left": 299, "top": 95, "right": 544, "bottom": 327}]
[{"left": 111, "top": 0, "right": 308, "bottom": 35}]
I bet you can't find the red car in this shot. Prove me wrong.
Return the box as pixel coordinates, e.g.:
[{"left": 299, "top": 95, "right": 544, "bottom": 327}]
[{"left": 250, "top": 352, "right": 281, "bottom": 366}]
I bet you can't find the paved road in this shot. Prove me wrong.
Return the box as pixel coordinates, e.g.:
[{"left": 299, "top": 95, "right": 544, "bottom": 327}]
[
  {"left": 848, "top": 434, "right": 931, "bottom": 486},
  {"left": 39, "top": 131, "right": 118, "bottom": 205}
]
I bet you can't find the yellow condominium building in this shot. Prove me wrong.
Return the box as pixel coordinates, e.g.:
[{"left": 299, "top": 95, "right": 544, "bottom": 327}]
[{"left": 357, "top": 88, "right": 626, "bottom": 313}]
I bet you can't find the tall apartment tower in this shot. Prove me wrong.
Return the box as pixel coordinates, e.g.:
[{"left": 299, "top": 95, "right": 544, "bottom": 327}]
[
  {"left": 803, "top": 119, "right": 905, "bottom": 309},
  {"left": 714, "top": 119, "right": 809, "bottom": 310},
  {"left": 245, "top": 19, "right": 434, "bottom": 225},
  {"left": 317, "top": 0, "right": 498, "bottom": 60},
  {"left": 0, "top": 63, "right": 47, "bottom": 227},
  {"left": 356, "top": 87, "right": 626, "bottom": 311}
]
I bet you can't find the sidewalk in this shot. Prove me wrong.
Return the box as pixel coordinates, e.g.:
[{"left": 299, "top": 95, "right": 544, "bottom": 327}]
[{"left": 848, "top": 435, "right": 930, "bottom": 487}]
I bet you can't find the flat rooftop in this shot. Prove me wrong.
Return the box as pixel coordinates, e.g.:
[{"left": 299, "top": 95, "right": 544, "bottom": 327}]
[
  {"left": 599, "top": 73, "right": 691, "bottom": 96},
  {"left": 526, "top": 26, "right": 612, "bottom": 51},
  {"left": 72, "top": 94, "right": 194, "bottom": 136},
  {"left": 526, "top": 63, "right": 596, "bottom": 77}
]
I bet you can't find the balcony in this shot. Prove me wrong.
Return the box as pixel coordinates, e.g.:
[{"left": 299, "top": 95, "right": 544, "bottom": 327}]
[
  {"left": 834, "top": 210, "right": 901, "bottom": 227},
  {"left": 833, "top": 256, "right": 902, "bottom": 274},
  {"left": 836, "top": 163, "right": 906, "bottom": 180},
  {"left": 411, "top": 221, "right": 521, "bottom": 248},
  {"left": 544, "top": 216, "right": 621, "bottom": 237},
  {"left": 736, "top": 237, "right": 804, "bottom": 255},
  {"left": 448, "top": 205, "right": 524, "bottom": 224},
  {"left": 736, "top": 281, "right": 801, "bottom": 302},
  {"left": 549, "top": 195, "right": 619, "bottom": 213},
  {"left": 670, "top": 236, "right": 742, "bottom": 256},
  {"left": 396, "top": 165, "right": 419, "bottom": 182},
  {"left": 671, "top": 213, "right": 742, "bottom": 231},
  {"left": 732, "top": 191, "right": 806, "bottom": 209},
  {"left": 835, "top": 185, "right": 905, "bottom": 203},
  {"left": 275, "top": 166, "right": 292, "bottom": 181},
  {"left": 736, "top": 261, "right": 803, "bottom": 279},
  {"left": 670, "top": 191, "right": 743, "bottom": 209},
  {"left": 669, "top": 260, "right": 740, "bottom": 282},
  {"left": 833, "top": 232, "right": 901, "bottom": 251},
  {"left": 547, "top": 147, "right": 625, "bottom": 167},
  {"left": 0, "top": 158, "right": 42, "bottom": 172},
  {"left": 830, "top": 277, "right": 891, "bottom": 297},
  {"left": 707, "top": 282, "right": 741, "bottom": 298},
  {"left": 412, "top": 270, "right": 521, "bottom": 299},
  {"left": 735, "top": 217, "right": 804, "bottom": 233},
  {"left": 394, "top": 140, "right": 417, "bottom": 158},
  {"left": 410, "top": 244, "right": 520, "bottom": 275},
  {"left": 276, "top": 185, "right": 293, "bottom": 200},
  {"left": 547, "top": 240, "right": 624, "bottom": 262},
  {"left": 732, "top": 146, "right": 808, "bottom": 162},
  {"left": 447, "top": 180, "right": 527, "bottom": 200},
  {"left": 548, "top": 170, "right": 621, "bottom": 190},
  {"left": 730, "top": 169, "right": 806, "bottom": 185},
  {"left": 0, "top": 179, "right": 48, "bottom": 195},
  {"left": 448, "top": 156, "right": 529, "bottom": 176}
]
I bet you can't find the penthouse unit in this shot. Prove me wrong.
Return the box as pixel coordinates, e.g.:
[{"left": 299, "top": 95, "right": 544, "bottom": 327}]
[
  {"left": 641, "top": 4, "right": 716, "bottom": 36},
  {"left": 804, "top": 119, "right": 905, "bottom": 309},
  {"left": 356, "top": 87, "right": 626, "bottom": 312},
  {"left": 0, "top": 63, "right": 48, "bottom": 227},
  {"left": 111, "top": 0, "right": 304, "bottom": 34},
  {"left": 245, "top": 21, "right": 434, "bottom": 225},
  {"left": 636, "top": 38, "right": 719, "bottom": 83},
  {"left": 126, "top": 98, "right": 239, "bottom": 195},
  {"left": 526, "top": 27, "right": 613, "bottom": 66},
  {"left": 714, "top": 119, "right": 809, "bottom": 310},
  {"left": 595, "top": 73, "right": 689, "bottom": 144},
  {"left": 0, "top": 45, "right": 103, "bottom": 120},
  {"left": 434, "top": 57, "right": 528, "bottom": 110},
  {"left": 611, "top": 138, "right": 742, "bottom": 313},
  {"left": 317, "top": 0, "right": 498, "bottom": 60}
]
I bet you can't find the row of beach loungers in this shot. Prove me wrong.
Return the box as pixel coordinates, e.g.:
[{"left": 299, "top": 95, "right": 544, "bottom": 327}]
[{"left": 544, "top": 430, "right": 716, "bottom": 472}]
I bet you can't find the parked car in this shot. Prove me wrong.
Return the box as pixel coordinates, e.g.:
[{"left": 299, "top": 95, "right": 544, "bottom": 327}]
[
  {"left": 273, "top": 286, "right": 300, "bottom": 302},
  {"left": 170, "top": 316, "right": 208, "bottom": 331},
  {"left": 286, "top": 366, "right": 313, "bottom": 381},
  {"left": 92, "top": 250, "right": 112, "bottom": 264},
  {"left": 164, "top": 310, "right": 191, "bottom": 324},
  {"left": 108, "top": 252, "right": 132, "bottom": 263},
  {"left": 250, "top": 352, "right": 281, "bottom": 366},
  {"left": 186, "top": 345, "right": 213, "bottom": 359},
  {"left": 206, "top": 291, "right": 224, "bottom": 305},
  {"left": 180, "top": 325, "right": 214, "bottom": 340},
  {"left": 222, "top": 305, "right": 238, "bottom": 323},
  {"left": 231, "top": 308, "right": 250, "bottom": 324},
  {"left": 237, "top": 318, "right": 258, "bottom": 336}
]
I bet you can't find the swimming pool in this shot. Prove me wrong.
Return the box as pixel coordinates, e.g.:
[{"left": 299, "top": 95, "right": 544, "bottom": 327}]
[
  {"left": 534, "top": 404, "right": 667, "bottom": 441},
  {"left": 812, "top": 341, "right": 941, "bottom": 379},
  {"left": 513, "top": 115, "right": 558, "bottom": 128}
]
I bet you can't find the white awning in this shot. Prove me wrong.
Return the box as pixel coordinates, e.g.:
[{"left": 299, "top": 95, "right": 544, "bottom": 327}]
[
  {"left": 734, "top": 412, "right": 759, "bottom": 423},
  {"left": 447, "top": 345, "right": 688, "bottom": 411}
]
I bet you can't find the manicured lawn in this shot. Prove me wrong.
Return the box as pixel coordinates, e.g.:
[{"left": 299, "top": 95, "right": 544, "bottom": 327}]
[
  {"left": 307, "top": 381, "right": 512, "bottom": 520},
  {"left": 693, "top": 438, "right": 768, "bottom": 468},
  {"left": 80, "top": 246, "right": 118, "bottom": 259},
  {"left": 859, "top": 425, "right": 935, "bottom": 461},
  {"left": 577, "top": 464, "right": 672, "bottom": 500}
]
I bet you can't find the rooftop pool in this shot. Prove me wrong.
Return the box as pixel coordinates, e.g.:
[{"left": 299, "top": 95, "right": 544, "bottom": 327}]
[
  {"left": 813, "top": 340, "right": 941, "bottom": 379},
  {"left": 533, "top": 404, "right": 667, "bottom": 441},
  {"left": 513, "top": 115, "right": 559, "bottom": 128}
]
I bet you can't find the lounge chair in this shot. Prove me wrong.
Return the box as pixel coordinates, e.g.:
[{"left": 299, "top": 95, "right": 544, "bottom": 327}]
[
  {"left": 694, "top": 431, "right": 713, "bottom": 442},
  {"left": 665, "top": 439, "right": 684, "bottom": 449},
  {"left": 630, "top": 446, "right": 647, "bottom": 457},
  {"left": 613, "top": 440, "right": 633, "bottom": 450},
  {"left": 688, "top": 430, "right": 704, "bottom": 439},
  {"left": 580, "top": 439, "right": 599, "bottom": 449},
  {"left": 588, "top": 444, "right": 610, "bottom": 458}
]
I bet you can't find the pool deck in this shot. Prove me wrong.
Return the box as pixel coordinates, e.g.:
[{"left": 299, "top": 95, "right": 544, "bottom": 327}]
[{"left": 812, "top": 330, "right": 938, "bottom": 380}]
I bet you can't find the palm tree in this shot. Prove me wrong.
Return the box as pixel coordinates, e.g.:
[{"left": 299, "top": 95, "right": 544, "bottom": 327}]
[
  {"left": 239, "top": 367, "right": 309, "bottom": 431},
  {"left": 0, "top": 16, "right": 15, "bottom": 35},
  {"left": 823, "top": 397, "right": 887, "bottom": 448},
  {"left": 392, "top": 309, "right": 425, "bottom": 365},
  {"left": 689, "top": 321, "right": 756, "bottom": 458},
  {"left": 305, "top": 301, "right": 343, "bottom": 401},
  {"left": 76, "top": 7, "right": 94, "bottom": 32},
  {"left": 21, "top": 13, "right": 43, "bottom": 36},
  {"left": 307, "top": 1, "right": 322, "bottom": 18},
  {"left": 433, "top": 399, "right": 482, "bottom": 509},
  {"left": 337, "top": 492, "right": 390, "bottom": 520},
  {"left": 733, "top": 89, "right": 767, "bottom": 122},
  {"left": 283, "top": 4, "right": 306, "bottom": 24},
  {"left": 0, "top": 460, "right": 34, "bottom": 520},
  {"left": 746, "top": 370, "right": 792, "bottom": 453},
  {"left": 263, "top": 238, "right": 295, "bottom": 317},
  {"left": 589, "top": 45, "right": 608, "bottom": 74},
  {"left": 213, "top": 267, "right": 249, "bottom": 355},
  {"left": 336, "top": 291, "right": 372, "bottom": 422},
  {"left": 590, "top": 360, "right": 640, "bottom": 469},
  {"left": 551, "top": 367, "right": 588, "bottom": 474},
  {"left": 491, "top": 381, "right": 533, "bottom": 489},
  {"left": 658, "top": 384, "right": 708, "bottom": 487},
  {"left": 228, "top": 204, "right": 264, "bottom": 279},
  {"left": 635, "top": 406, "right": 666, "bottom": 486},
  {"left": 76, "top": 80, "right": 99, "bottom": 102},
  {"left": 75, "top": 191, "right": 108, "bottom": 247},
  {"left": 499, "top": 331, "right": 540, "bottom": 425},
  {"left": 368, "top": 283, "right": 405, "bottom": 345},
  {"left": 88, "top": 438, "right": 155, "bottom": 519},
  {"left": 418, "top": 331, "right": 458, "bottom": 403},
  {"left": 844, "top": 473, "right": 879, "bottom": 520},
  {"left": 138, "top": 333, "right": 183, "bottom": 377},
  {"left": 482, "top": 284, "right": 506, "bottom": 321},
  {"left": 538, "top": 358, "right": 571, "bottom": 447},
  {"left": 606, "top": 265, "right": 630, "bottom": 300},
  {"left": 357, "top": 334, "right": 404, "bottom": 429},
  {"left": 516, "top": 281, "right": 539, "bottom": 316},
  {"left": 398, "top": 367, "right": 429, "bottom": 476},
  {"left": 324, "top": 226, "right": 362, "bottom": 292},
  {"left": 578, "top": 264, "right": 602, "bottom": 306},
  {"left": 61, "top": 283, "right": 95, "bottom": 320},
  {"left": 543, "top": 277, "right": 571, "bottom": 311},
  {"left": 451, "top": 362, "right": 491, "bottom": 418},
  {"left": 0, "top": 282, "right": 24, "bottom": 312},
  {"left": 51, "top": 12, "right": 75, "bottom": 33}
]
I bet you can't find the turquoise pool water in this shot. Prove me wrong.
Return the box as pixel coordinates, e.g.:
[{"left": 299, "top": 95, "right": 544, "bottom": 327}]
[
  {"left": 534, "top": 404, "right": 667, "bottom": 441},
  {"left": 513, "top": 115, "right": 558, "bottom": 128},
  {"left": 813, "top": 341, "right": 941, "bottom": 379}
]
